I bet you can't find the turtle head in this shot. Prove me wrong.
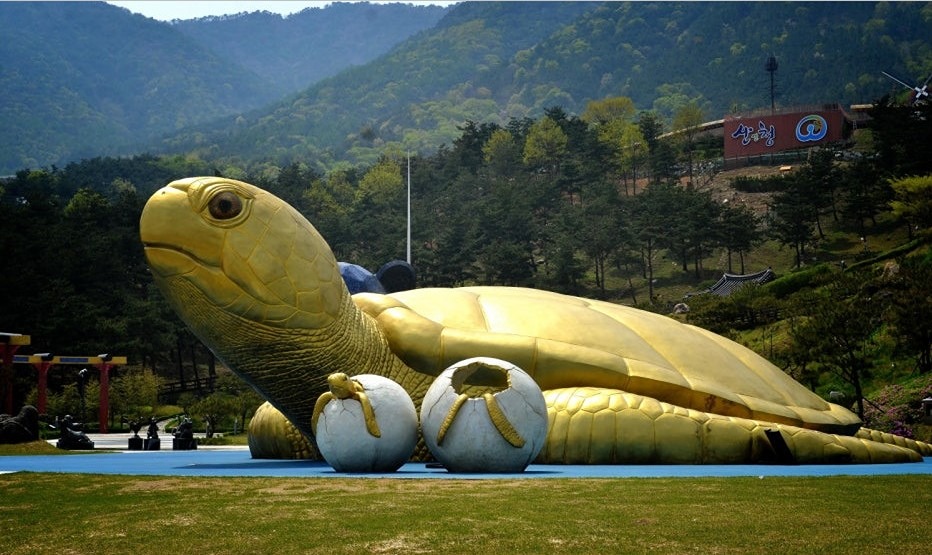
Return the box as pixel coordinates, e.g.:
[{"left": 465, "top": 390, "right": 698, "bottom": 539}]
[
  {"left": 140, "top": 176, "right": 348, "bottom": 345},
  {"left": 327, "top": 372, "right": 355, "bottom": 399},
  {"left": 141, "top": 177, "right": 408, "bottom": 446}
]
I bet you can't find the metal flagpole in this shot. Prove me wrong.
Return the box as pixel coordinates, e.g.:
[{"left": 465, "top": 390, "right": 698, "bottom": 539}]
[{"left": 406, "top": 152, "right": 412, "bottom": 264}]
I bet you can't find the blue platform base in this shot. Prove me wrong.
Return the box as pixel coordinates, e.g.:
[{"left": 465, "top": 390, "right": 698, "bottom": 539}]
[{"left": 1, "top": 450, "right": 929, "bottom": 479}]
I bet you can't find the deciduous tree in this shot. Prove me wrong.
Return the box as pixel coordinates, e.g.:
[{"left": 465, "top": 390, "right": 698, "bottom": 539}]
[
  {"left": 672, "top": 102, "right": 704, "bottom": 186},
  {"left": 883, "top": 256, "right": 932, "bottom": 374},
  {"left": 768, "top": 173, "right": 817, "bottom": 267},
  {"left": 889, "top": 175, "right": 932, "bottom": 234},
  {"left": 787, "top": 272, "right": 882, "bottom": 419},
  {"left": 523, "top": 116, "right": 568, "bottom": 177},
  {"left": 718, "top": 202, "right": 762, "bottom": 274}
]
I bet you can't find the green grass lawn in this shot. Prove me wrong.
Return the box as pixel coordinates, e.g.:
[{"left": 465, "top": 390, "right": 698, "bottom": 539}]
[
  {"left": 0, "top": 441, "right": 67, "bottom": 456},
  {"left": 1, "top": 471, "right": 929, "bottom": 554}
]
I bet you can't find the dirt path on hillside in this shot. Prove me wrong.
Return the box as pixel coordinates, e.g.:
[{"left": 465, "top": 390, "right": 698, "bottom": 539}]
[
  {"left": 628, "top": 165, "right": 791, "bottom": 215},
  {"left": 699, "top": 165, "right": 792, "bottom": 213}
]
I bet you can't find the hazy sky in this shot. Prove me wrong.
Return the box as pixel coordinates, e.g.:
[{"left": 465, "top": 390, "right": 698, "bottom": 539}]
[{"left": 107, "top": 1, "right": 347, "bottom": 21}]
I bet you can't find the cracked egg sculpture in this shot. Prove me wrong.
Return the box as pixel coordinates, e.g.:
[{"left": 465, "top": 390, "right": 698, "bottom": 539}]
[
  {"left": 140, "top": 177, "right": 932, "bottom": 465},
  {"left": 421, "top": 357, "right": 547, "bottom": 472},
  {"left": 312, "top": 373, "right": 417, "bottom": 472}
]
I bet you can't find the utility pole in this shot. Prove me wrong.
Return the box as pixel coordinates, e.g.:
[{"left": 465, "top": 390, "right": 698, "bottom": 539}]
[
  {"left": 406, "top": 152, "right": 411, "bottom": 264},
  {"left": 765, "top": 54, "right": 778, "bottom": 115}
]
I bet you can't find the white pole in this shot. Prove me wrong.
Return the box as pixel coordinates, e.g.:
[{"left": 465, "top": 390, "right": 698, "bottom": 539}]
[{"left": 406, "top": 152, "right": 412, "bottom": 264}]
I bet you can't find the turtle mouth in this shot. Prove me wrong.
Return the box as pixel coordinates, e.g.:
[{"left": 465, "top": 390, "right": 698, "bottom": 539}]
[
  {"left": 143, "top": 243, "right": 213, "bottom": 278},
  {"left": 144, "top": 241, "right": 312, "bottom": 327}
]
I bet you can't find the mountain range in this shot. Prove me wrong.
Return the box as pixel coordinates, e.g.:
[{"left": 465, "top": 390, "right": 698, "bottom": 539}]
[
  {"left": 2, "top": 1, "right": 930, "bottom": 175},
  {"left": 0, "top": 1, "right": 447, "bottom": 174}
]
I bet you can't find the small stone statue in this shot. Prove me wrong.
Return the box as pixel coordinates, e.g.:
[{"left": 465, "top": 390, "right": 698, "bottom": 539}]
[
  {"left": 124, "top": 416, "right": 144, "bottom": 450},
  {"left": 55, "top": 414, "right": 95, "bottom": 450},
  {"left": 145, "top": 417, "right": 161, "bottom": 450},
  {"left": 175, "top": 416, "right": 194, "bottom": 439},
  {"left": 0, "top": 405, "right": 40, "bottom": 444},
  {"left": 126, "top": 417, "right": 142, "bottom": 438},
  {"left": 172, "top": 416, "right": 197, "bottom": 450}
]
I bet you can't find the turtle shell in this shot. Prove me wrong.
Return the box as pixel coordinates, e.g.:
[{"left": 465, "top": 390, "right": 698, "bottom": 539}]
[{"left": 354, "top": 286, "right": 860, "bottom": 434}]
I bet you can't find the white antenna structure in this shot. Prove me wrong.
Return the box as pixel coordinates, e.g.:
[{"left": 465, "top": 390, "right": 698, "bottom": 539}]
[{"left": 881, "top": 71, "right": 931, "bottom": 104}]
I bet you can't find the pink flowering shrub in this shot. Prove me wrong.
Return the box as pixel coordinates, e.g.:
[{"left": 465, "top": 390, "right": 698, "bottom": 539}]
[{"left": 863, "top": 378, "right": 932, "bottom": 440}]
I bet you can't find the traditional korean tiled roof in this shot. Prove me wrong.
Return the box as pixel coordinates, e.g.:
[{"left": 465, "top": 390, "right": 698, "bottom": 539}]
[{"left": 706, "top": 268, "right": 776, "bottom": 296}]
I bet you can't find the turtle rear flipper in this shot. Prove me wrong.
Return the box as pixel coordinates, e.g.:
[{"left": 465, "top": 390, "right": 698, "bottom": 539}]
[{"left": 540, "top": 387, "right": 924, "bottom": 464}]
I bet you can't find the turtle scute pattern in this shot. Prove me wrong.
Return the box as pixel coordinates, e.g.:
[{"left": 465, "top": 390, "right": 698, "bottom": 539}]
[
  {"left": 856, "top": 427, "right": 932, "bottom": 457},
  {"left": 542, "top": 387, "right": 923, "bottom": 464}
]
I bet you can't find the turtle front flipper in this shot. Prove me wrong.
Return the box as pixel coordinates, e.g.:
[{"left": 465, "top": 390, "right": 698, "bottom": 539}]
[
  {"left": 542, "top": 387, "right": 925, "bottom": 464},
  {"left": 248, "top": 402, "right": 319, "bottom": 460},
  {"left": 433, "top": 392, "right": 527, "bottom": 448}
]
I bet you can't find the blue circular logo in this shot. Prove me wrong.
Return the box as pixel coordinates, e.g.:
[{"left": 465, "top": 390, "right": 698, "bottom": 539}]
[{"left": 795, "top": 115, "right": 828, "bottom": 142}]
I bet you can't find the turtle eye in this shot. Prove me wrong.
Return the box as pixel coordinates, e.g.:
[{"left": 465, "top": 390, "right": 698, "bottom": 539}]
[{"left": 207, "top": 191, "right": 243, "bottom": 220}]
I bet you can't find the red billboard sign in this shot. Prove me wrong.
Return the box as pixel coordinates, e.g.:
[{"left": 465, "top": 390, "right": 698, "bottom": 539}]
[{"left": 723, "top": 108, "right": 847, "bottom": 158}]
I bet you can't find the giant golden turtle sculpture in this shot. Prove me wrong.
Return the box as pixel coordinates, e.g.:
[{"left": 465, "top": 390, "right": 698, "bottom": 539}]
[{"left": 140, "top": 177, "right": 931, "bottom": 464}]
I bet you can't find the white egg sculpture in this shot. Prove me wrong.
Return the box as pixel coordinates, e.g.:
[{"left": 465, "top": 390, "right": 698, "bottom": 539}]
[
  {"left": 420, "top": 357, "right": 548, "bottom": 473},
  {"left": 312, "top": 373, "right": 417, "bottom": 472}
]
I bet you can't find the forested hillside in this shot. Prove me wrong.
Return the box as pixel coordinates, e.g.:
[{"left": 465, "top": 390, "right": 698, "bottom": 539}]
[
  {"left": 0, "top": 2, "right": 272, "bottom": 173},
  {"left": 0, "top": 1, "right": 448, "bottom": 174},
  {"left": 157, "top": 1, "right": 932, "bottom": 172},
  {"left": 503, "top": 2, "right": 932, "bottom": 115},
  {"left": 173, "top": 3, "right": 448, "bottom": 93},
  {"left": 5, "top": 2, "right": 930, "bottom": 177}
]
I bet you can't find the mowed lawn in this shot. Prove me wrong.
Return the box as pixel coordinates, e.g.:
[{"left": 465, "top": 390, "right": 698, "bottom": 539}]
[{"left": 1, "top": 472, "right": 929, "bottom": 554}]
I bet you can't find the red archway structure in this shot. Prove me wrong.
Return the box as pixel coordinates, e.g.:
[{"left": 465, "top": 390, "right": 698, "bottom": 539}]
[
  {"left": 1, "top": 333, "right": 31, "bottom": 415},
  {"left": 12, "top": 353, "right": 127, "bottom": 433}
]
